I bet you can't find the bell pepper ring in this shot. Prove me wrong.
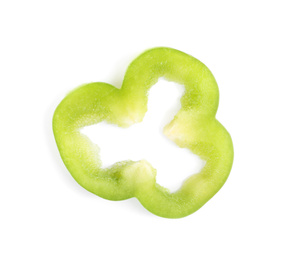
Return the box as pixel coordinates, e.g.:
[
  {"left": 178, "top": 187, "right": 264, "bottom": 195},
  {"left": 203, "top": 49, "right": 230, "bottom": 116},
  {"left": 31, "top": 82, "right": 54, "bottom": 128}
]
[{"left": 53, "top": 47, "right": 234, "bottom": 218}]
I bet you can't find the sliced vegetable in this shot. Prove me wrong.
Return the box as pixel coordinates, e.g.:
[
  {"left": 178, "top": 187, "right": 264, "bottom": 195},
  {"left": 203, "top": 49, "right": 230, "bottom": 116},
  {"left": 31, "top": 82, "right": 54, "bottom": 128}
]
[{"left": 53, "top": 47, "right": 234, "bottom": 218}]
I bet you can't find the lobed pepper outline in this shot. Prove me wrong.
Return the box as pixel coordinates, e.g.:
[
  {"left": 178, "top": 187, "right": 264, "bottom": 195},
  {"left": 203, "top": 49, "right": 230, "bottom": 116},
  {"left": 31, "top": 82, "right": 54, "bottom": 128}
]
[{"left": 53, "top": 47, "right": 234, "bottom": 218}]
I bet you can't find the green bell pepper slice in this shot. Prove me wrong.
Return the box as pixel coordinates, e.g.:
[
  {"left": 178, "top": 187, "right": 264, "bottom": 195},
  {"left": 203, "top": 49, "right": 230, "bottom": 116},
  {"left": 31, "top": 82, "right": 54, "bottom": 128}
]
[{"left": 53, "top": 47, "right": 234, "bottom": 218}]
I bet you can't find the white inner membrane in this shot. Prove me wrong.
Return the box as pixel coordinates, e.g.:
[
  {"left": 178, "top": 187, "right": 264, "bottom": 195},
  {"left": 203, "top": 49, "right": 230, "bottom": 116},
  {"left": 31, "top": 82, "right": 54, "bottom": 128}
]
[{"left": 81, "top": 78, "right": 205, "bottom": 192}]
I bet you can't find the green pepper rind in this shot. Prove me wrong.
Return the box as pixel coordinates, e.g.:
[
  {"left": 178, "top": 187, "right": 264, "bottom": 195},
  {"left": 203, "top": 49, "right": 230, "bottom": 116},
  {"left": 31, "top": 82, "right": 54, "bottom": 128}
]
[{"left": 53, "top": 47, "right": 234, "bottom": 218}]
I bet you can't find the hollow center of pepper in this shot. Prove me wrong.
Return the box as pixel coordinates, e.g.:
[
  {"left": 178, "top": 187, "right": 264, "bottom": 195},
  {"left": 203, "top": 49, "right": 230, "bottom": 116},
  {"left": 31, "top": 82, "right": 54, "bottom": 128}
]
[{"left": 81, "top": 78, "right": 206, "bottom": 192}]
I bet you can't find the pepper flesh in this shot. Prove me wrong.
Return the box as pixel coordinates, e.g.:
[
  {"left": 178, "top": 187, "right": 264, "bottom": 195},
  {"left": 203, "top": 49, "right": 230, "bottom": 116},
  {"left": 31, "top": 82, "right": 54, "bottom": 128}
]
[{"left": 53, "top": 47, "right": 234, "bottom": 218}]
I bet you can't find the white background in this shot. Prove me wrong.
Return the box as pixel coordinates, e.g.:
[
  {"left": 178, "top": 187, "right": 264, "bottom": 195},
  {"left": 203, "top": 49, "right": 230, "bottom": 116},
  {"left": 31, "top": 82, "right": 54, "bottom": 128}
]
[{"left": 1, "top": 1, "right": 296, "bottom": 259}]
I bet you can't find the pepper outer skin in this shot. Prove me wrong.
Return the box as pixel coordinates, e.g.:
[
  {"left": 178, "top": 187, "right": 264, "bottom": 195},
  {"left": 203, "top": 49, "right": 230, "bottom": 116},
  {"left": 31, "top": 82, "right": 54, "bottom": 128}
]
[{"left": 53, "top": 47, "right": 234, "bottom": 218}]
